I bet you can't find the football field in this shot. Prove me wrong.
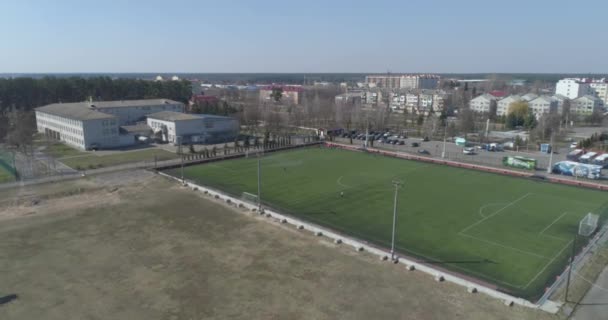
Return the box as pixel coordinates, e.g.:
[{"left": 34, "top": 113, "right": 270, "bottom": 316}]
[{"left": 164, "top": 147, "right": 608, "bottom": 299}]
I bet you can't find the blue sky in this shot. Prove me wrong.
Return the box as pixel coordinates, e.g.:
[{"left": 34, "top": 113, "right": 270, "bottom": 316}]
[{"left": 1, "top": 0, "right": 606, "bottom": 73}]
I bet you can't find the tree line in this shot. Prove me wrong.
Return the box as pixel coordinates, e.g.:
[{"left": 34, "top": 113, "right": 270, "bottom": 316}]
[{"left": 0, "top": 76, "right": 192, "bottom": 146}]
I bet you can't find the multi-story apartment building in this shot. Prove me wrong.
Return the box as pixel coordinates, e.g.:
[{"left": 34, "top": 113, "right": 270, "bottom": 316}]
[
  {"left": 335, "top": 92, "right": 363, "bottom": 107},
  {"left": 528, "top": 96, "right": 558, "bottom": 118},
  {"left": 589, "top": 80, "right": 608, "bottom": 106},
  {"left": 469, "top": 94, "right": 496, "bottom": 113},
  {"left": 365, "top": 74, "right": 440, "bottom": 89},
  {"left": 497, "top": 95, "right": 521, "bottom": 116},
  {"left": 555, "top": 78, "right": 594, "bottom": 99},
  {"left": 571, "top": 95, "right": 604, "bottom": 114}
]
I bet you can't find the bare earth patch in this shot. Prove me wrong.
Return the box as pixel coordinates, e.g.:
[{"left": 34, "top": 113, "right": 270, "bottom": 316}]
[{"left": 0, "top": 171, "right": 561, "bottom": 320}]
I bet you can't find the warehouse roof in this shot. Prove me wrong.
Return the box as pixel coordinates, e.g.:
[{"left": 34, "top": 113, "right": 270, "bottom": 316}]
[
  {"left": 91, "top": 99, "right": 183, "bottom": 108},
  {"left": 36, "top": 102, "right": 116, "bottom": 121},
  {"left": 36, "top": 99, "right": 184, "bottom": 121},
  {"left": 147, "top": 111, "right": 203, "bottom": 121}
]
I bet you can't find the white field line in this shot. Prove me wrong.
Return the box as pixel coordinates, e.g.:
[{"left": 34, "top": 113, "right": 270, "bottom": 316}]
[
  {"left": 523, "top": 239, "right": 573, "bottom": 289},
  {"left": 478, "top": 202, "right": 508, "bottom": 218},
  {"left": 539, "top": 212, "right": 569, "bottom": 236},
  {"left": 458, "top": 232, "right": 549, "bottom": 260},
  {"left": 460, "top": 193, "right": 532, "bottom": 234},
  {"left": 300, "top": 211, "right": 525, "bottom": 288},
  {"left": 336, "top": 176, "right": 352, "bottom": 189}
]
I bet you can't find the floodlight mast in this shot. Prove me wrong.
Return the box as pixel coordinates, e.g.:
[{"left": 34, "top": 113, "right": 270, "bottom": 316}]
[
  {"left": 257, "top": 152, "right": 262, "bottom": 211},
  {"left": 441, "top": 120, "right": 447, "bottom": 159},
  {"left": 391, "top": 179, "right": 403, "bottom": 261},
  {"left": 547, "top": 131, "right": 554, "bottom": 174}
]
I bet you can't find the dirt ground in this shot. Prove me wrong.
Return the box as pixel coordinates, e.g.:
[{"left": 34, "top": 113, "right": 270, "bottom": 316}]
[{"left": 0, "top": 171, "right": 562, "bottom": 320}]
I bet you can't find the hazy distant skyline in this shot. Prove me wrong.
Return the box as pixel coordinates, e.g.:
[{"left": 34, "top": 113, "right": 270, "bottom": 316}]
[{"left": 2, "top": 0, "right": 608, "bottom": 74}]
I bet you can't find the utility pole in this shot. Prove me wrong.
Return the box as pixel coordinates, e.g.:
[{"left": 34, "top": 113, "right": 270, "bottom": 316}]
[{"left": 390, "top": 179, "right": 403, "bottom": 261}]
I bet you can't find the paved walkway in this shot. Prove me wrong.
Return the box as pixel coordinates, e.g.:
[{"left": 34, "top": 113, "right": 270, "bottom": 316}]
[{"left": 572, "top": 265, "right": 608, "bottom": 320}]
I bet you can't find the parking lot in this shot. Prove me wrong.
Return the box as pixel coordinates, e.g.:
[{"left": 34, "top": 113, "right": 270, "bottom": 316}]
[{"left": 335, "top": 131, "right": 566, "bottom": 172}]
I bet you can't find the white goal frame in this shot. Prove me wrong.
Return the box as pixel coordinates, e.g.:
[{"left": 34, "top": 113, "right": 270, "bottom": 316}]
[{"left": 579, "top": 213, "right": 599, "bottom": 236}]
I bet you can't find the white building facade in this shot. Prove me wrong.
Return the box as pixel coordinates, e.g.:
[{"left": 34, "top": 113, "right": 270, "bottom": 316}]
[
  {"left": 469, "top": 94, "right": 495, "bottom": 113},
  {"left": 36, "top": 99, "right": 185, "bottom": 150},
  {"left": 147, "top": 111, "right": 239, "bottom": 145},
  {"left": 497, "top": 95, "right": 521, "bottom": 116},
  {"left": 571, "top": 95, "right": 604, "bottom": 114},
  {"left": 528, "top": 96, "right": 558, "bottom": 118},
  {"left": 555, "top": 78, "right": 593, "bottom": 99}
]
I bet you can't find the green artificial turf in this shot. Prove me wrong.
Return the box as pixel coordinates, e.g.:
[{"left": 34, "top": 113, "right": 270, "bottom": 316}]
[{"left": 164, "top": 147, "right": 608, "bottom": 300}]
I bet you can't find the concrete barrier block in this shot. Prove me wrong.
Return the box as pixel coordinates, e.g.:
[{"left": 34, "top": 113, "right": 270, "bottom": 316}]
[
  {"left": 298, "top": 225, "right": 305, "bottom": 230},
  {"left": 392, "top": 257, "right": 399, "bottom": 264},
  {"left": 192, "top": 187, "right": 198, "bottom": 191},
  {"left": 281, "top": 219, "right": 287, "bottom": 224},
  {"left": 381, "top": 255, "right": 388, "bottom": 261},
  {"left": 265, "top": 213, "right": 272, "bottom": 218},
  {"left": 504, "top": 300, "right": 514, "bottom": 307},
  {"left": 435, "top": 275, "right": 444, "bottom": 282},
  {"left": 467, "top": 287, "right": 477, "bottom": 294},
  {"left": 334, "top": 239, "right": 342, "bottom": 244},
  {"left": 356, "top": 246, "right": 364, "bottom": 252},
  {"left": 315, "top": 231, "right": 323, "bottom": 237},
  {"left": 406, "top": 264, "right": 415, "bottom": 271},
  {"left": 214, "top": 195, "right": 220, "bottom": 199}
]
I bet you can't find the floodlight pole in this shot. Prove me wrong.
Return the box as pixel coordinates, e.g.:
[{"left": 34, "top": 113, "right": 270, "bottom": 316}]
[
  {"left": 390, "top": 180, "right": 403, "bottom": 261},
  {"left": 441, "top": 120, "right": 448, "bottom": 158},
  {"left": 564, "top": 233, "right": 577, "bottom": 303},
  {"left": 547, "top": 131, "right": 554, "bottom": 174},
  {"left": 180, "top": 154, "right": 185, "bottom": 184},
  {"left": 257, "top": 154, "right": 262, "bottom": 211}
]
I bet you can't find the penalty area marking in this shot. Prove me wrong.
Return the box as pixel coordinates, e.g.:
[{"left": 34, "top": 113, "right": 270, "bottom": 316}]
[
  {"left": 538, "top": 212, "right": 569, "bottom": 238},
  {"left": 460, "top": 193, "right": 532, "bottom": 234},
  {"left": 458, "top": 232, "right": 549, "bottom": 260},
  {"left": 523, "top": 239, "right": 573, "bottom": 289}
]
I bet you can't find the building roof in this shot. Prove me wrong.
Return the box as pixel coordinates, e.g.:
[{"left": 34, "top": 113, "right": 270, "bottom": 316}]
[
  {"left": 36, "top": 102, "right": 116, "bottom": 121},
  {"left": 499, "top": 95, "right": 521, "bottom": 103},
  {"left": 90, "top": 99, "right": 183, "bottom": 108},
  {"left": 529, "top": 96, "right": 554, "bottom": 104},
  {"left": 36, "top": 99, "right": 184, "bottom": 121},
  {"left": 575, "top": 95, "right": 602, "bottom": 102},
  {"left": 120, "top": 123, "right": 153, "bottom": 134},
  {"left": 147, "top": 111, "right": 203, "bottom": 121},
  {"left": 471, "top": 94, "right": 496, "bottom": 102},
  {"left": 489, "top": 90, "right": 507, "bottom": 98}
]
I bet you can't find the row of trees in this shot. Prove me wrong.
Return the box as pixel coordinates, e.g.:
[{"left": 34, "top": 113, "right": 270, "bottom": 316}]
[{"left": 0, "top": 77, "right": 193, "bottom": 148}]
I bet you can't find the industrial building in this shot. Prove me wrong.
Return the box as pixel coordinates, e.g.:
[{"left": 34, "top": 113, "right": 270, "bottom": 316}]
[
  {"left": 35, "top": 99, "right": 186, "bottom": 150},
  {"left": 147, "top": 111, "right": 239, "bottom": 145}
]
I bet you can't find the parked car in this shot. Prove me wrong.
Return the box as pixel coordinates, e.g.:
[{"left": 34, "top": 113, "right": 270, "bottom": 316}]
[
  {"left": 570, "top": 142, "right": 578, "bottom": 149},
  {"left": 463, "top": 147, "right": 476, "bottom": 155},
  {"left": 398, "top": 141, "right": 405, "bottom": 145},
  {"left": 418, "top": 149, "right": 430, "bottom": 155},
  {"left": 411, "top": 142, "right": 420, "bottom": 147},
  {"left": 422, "top": 137, "right": 430, "bottom": 142}
]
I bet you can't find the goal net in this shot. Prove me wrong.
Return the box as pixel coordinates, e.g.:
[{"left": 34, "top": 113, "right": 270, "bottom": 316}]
[
  {"left": 579, "top": 213, "right": 599, "bottom": 236},
  {"left": 242, "top": 192, "right": 259, "bottom": 204}
]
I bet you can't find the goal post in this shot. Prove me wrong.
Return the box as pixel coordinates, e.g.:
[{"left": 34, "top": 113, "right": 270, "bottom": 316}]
[
  {"left": 242, "top": 192, "right": 259, "bottom": 204},
  {"left": 579, "top": 213, "right": 599, "bottom": 237}
]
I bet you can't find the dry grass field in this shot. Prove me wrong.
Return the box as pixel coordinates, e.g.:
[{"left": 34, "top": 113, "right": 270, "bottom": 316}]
[{"left": 0, "top": 170, "right": 561, "bottom": 320}]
